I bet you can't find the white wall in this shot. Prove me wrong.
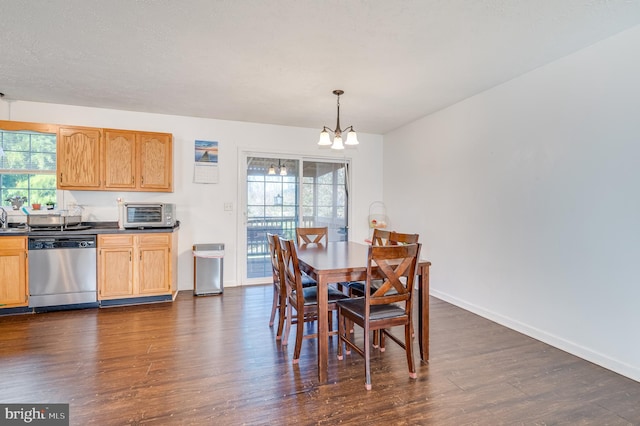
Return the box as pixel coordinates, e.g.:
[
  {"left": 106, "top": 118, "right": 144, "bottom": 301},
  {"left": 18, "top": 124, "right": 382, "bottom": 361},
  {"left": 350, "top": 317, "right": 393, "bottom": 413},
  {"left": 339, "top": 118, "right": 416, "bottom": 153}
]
[
  {"left": 5, "top": 102, "right": 383, "bottom": 290},
  {"left": 384, "top": 25, "right": 640, "bottom": 381}
]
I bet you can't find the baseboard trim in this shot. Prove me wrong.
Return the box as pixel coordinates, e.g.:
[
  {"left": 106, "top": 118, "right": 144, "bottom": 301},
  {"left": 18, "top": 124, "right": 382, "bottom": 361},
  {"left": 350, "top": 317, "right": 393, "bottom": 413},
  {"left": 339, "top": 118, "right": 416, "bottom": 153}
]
[{"left": 100, "top": 294, "right": 173, "bottom": 307}]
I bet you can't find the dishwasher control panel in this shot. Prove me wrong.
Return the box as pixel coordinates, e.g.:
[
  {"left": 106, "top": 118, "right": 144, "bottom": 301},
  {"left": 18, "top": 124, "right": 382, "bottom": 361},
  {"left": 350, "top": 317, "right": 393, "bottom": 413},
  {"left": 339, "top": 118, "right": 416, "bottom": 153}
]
[{"left": 29, "top": 237, "right": 96, "bottom": 250}]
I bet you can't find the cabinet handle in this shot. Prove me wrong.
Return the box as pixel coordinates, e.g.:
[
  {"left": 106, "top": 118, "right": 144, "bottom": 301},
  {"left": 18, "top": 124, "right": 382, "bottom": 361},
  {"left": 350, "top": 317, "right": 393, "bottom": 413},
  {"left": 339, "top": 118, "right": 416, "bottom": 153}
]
[
  {"left": 132, "top": 176, "right": 135, "bottom": 184},
  {"left": 60, "top": 173, "right": 63, "bottom": 183}
]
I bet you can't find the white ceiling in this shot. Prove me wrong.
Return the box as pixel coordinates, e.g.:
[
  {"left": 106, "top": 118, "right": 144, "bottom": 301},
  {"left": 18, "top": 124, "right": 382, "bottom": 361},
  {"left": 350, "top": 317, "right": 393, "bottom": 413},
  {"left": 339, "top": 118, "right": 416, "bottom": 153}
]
[{"left": 2, "top": 1, "right": 640, "bottom": 134}]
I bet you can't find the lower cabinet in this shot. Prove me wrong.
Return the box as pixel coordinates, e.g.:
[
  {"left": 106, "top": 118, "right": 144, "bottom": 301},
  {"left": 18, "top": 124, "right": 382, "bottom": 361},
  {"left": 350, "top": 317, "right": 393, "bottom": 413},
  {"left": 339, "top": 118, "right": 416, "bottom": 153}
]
[
  {"left": 98, "top": 233, "right": 175, "bottom": 300},
  {"left": 0, "top": 237, "right": 28, "bottom": 308}
]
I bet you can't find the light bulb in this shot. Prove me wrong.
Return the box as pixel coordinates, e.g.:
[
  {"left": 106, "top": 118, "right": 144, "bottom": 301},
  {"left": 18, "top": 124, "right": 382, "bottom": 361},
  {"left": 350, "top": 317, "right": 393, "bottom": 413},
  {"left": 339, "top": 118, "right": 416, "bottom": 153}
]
[
  {"left": 318, "top": 129, "right": 332, "bottom": 146},
  {"left": 331, "top": 136, "right": 344, "bottom": 150},
  {"left": 345, "top": 130, "right": 359, "bottom": 146}
]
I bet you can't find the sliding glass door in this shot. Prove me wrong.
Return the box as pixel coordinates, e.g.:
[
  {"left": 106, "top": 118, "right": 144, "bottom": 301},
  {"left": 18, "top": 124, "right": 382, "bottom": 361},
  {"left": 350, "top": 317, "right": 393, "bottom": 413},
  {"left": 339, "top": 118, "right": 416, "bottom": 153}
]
[
  {"left": 301, "top": 161, "right": 349, "bottom": 241},
  {"left": 244, "top": 155, "right": 349, "bottom": 282}
]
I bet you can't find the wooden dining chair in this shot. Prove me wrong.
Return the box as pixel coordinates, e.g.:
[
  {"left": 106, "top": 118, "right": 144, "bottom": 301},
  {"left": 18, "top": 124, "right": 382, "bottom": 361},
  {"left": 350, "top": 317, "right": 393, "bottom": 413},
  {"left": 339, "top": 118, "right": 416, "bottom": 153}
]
[
  {"left": 370, "top": 228, "right": 391, "bottom": 246},
  {"left": 295, "top": 226, "right": 330, "bottom": 287},
  {"left": 267, "top": 233, "right": 287, "bottom": 340},
  {"left": 349, "top": 231, "right": 420, "bottom": 296},
  {"left": 295, "top": 226, "right": 328, "bottom": 246},
  {"left": 280, "top": 237, "right": 349, "bottom": 363},
  {"left": 337, "top": 243, "right": 421, "bottom": 390},
  {"left": 349, "top": 230, "right": 421, "bottom": 346},
  {"left": 388, "top": 231, "right": 419, "bottom": 245}
]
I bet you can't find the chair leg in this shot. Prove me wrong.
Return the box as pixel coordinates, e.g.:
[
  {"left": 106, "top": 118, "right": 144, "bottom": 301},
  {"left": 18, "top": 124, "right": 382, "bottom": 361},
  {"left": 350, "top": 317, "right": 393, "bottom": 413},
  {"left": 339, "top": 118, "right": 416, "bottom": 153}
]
[
  {"left": 406, "top": 323, "right": 417, "bottom": 379},
  {"left": 276, "top": 292, "right": 286, "bottom": 340},
  {"left": 373, "top": 330, "right": 380, "bottom": 349},
  {"left": 282, "top": 300, "right": 293, "bottom": 346},
  {"left": 364, "top": 327, "right": 372, "bottom": 391},
  {"left": 269, "top": 284, "right": 278, "bottom": 327},
  {"left": 292, "top": 308, "right": 305, "bottom": 364},
  {"left": 337, "top": 308, "right": 344, "bottom": 360}
]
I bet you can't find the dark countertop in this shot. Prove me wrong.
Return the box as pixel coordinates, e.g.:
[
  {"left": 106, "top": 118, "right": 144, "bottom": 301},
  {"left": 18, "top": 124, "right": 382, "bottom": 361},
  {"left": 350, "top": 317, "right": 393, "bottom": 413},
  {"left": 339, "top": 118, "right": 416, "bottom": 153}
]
[{"left": 0, "top": 221, "right": 180, "bottom": 237}]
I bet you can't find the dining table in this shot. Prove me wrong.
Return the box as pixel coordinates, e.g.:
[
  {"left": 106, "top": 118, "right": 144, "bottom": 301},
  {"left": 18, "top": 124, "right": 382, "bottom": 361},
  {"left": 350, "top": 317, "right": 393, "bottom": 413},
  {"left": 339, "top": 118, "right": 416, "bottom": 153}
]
[{"left": 296, "top": 241, "right": 431, "bottom": 383}]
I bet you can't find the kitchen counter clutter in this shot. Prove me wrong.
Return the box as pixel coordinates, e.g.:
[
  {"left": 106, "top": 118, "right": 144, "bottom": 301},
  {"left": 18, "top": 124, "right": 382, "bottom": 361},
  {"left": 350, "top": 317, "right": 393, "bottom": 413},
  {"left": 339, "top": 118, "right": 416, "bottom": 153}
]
[
  {"left": 0, "top": 221, "right": 179, "bottom": 315},
  {"left": 0, "top": 221, "right": 180, "bottom": 236}
]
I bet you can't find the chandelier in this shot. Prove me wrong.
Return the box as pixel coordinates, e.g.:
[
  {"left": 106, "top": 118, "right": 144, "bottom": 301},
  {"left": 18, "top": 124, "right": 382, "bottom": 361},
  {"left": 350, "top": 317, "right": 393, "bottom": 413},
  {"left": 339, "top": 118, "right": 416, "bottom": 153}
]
[
  {"left": 267, "top": 159, "right": 287, "bottom": 176},
  {"left": 317, "top": 90, "right": 359, "bottom": 150}
]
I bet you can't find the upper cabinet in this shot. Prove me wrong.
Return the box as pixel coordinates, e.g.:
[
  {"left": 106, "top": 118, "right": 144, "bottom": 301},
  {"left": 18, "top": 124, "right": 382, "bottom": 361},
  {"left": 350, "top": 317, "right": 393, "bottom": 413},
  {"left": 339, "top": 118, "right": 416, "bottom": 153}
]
[
  {"left": 57, "top": 126, "right": 103, "bottom": 189},
  {"left": 138, "top": 132, "right": 173, "bottom": 192},
  {"left": 104, "top": 129, "right": 137, "bottom": 190},
  {"left": 59, "top": 126, "right": 173, "bottom": 192}
]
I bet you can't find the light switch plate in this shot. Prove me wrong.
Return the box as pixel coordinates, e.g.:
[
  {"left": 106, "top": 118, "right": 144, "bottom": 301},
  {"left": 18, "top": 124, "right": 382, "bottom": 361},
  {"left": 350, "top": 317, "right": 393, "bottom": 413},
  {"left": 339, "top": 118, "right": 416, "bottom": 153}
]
[{"left": 224, "top": 202, "right": 233, "bottom": 211}]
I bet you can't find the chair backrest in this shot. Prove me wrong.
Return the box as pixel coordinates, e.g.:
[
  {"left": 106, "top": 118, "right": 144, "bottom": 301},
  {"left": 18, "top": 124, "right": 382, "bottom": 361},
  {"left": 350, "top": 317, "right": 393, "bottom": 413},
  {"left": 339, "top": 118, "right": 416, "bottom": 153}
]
[
  {"left": 371, "top": 229, "right": 392, "bottom": 246},
  {"left": 280, "top": 238, "right": 304, "bottom": 305},
  {"left": 296, "top": 226, "right": 328, "bottom": 246},
  {"left": 388, "top": 231, "right": 419, "bottom": 245},
  {"left": 365, "top": 243, "right": 421, "bottom": 314},
  {"left": 266, "top": 233, "right": 284, "bottom": 289}
]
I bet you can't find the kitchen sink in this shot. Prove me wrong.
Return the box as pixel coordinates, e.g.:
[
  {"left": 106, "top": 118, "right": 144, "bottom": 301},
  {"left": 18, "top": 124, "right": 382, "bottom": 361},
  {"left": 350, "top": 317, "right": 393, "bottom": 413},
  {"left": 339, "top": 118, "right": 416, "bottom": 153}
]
[{"left": 0, "top": 228, "right": 28, "bottom": 234}]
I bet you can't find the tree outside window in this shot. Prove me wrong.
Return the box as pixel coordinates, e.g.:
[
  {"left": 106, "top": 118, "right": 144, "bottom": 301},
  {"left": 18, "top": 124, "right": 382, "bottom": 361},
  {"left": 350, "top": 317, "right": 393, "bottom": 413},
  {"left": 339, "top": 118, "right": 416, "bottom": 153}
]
[{"left": 0, "top": 129, "right": 57, "bottom": 206}]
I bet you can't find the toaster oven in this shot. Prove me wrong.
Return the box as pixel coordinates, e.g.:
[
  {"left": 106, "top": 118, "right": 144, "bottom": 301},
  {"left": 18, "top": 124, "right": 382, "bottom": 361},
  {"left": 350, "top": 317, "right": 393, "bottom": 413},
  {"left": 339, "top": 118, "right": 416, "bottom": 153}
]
[{"left": 122, "top": 202, "right": 176, "bottom": 228}]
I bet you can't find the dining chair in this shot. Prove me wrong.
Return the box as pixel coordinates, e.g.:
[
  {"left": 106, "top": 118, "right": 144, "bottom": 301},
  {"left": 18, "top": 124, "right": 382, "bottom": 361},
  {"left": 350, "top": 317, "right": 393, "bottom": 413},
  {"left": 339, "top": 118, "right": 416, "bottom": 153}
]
[
  {"left": 388, "top": 231, "right": 419, "bottom": 245},
  {"left": 370, "top": 228, "right": 391, "bottom": 246},
  {"left": 279, "top": 237, "right": 349, "bottom": 363},
  {"left": 295, "top": 226, "right": 330, "bottom": 287},
  {"left": 348, "top": 231, "right": 421, "bottom": 346},
  {"left": 267, "top": 233, "right": 287, "bottom": 340},
  {"left": 337, "top": 243, "right": 421, "bottom": 390},
  {"left": 295, "top": 226, "right": 328, "bottom": 246},
  {"left": 348, "top": 232, "right": 420, "bottom": 296}
]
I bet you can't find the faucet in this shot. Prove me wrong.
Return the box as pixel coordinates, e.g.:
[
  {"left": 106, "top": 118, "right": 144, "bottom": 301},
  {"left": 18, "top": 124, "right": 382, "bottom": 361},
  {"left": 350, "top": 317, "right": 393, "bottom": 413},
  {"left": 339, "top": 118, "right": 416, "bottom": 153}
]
[{"left": 0, "top": 207, "right": 7, "bottom": 229}]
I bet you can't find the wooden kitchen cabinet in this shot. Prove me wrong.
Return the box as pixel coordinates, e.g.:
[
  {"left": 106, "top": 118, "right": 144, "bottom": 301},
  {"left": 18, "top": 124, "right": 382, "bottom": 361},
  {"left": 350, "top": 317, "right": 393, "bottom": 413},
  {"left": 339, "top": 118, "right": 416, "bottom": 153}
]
[
  {"left": 103, "top": 130, "right": 173, "bottom": 192},
  {"left": 0, "top": 237, "right": 28, "bottom": 308},
  {"left": 138, "top": 132, "right": 173, "bottom": 192},
  {"left": 98, "top": 235, "right": 135, "bottom": 298},
  {"left": 98, "top": 233, "right": 175, "bottom": 300},
  {"left": 103, "top": 130, "right": 137, "bottom": 190},
  {"left": 57, "top": 126, "right": 102, "bottom": 189},
  {"left": 56, "top": 124, "right": 173, "bottom": 192}
]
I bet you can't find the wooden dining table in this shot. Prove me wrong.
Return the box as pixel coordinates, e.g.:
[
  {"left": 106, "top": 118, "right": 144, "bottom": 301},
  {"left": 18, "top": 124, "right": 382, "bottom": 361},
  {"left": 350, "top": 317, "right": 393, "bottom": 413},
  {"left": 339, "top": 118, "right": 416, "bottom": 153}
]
[{"left": 296, "top": 241, "right": 431, "bottom": 383}]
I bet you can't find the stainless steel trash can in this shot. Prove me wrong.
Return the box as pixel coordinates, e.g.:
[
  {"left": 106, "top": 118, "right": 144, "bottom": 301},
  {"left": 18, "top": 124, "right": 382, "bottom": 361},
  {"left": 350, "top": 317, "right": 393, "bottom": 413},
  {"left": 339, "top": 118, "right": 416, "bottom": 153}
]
[{"left": 193, "top": 243, "right": 224, "bottom": 295}]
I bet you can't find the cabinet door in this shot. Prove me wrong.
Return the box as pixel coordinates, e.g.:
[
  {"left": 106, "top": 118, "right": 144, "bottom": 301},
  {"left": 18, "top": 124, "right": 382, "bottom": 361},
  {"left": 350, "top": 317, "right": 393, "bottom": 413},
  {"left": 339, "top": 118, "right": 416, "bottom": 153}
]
[
  {"left": 138, "top": 245, "right": 170, "bottom": 294},
  {"left": 0, "top": 237, "right": 28, "bottom": 308},
  {"left": 104, "top": 130, "right": 136, "bottom": 189},
  {"left": 138, "top": 132, "right": 172, "bottom": 192},
  {"left": 57, "top": 126, "right": 102, "bottom": 189},
  {"left": 98, "top": 247, "right": 134, "bottom": 299}
]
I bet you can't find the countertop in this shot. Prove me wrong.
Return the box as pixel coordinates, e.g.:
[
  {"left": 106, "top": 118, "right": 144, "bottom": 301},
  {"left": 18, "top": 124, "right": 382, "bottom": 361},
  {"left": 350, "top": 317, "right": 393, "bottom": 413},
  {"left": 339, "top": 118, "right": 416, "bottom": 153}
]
[{"left": 0, "top": 221, "right": 180, "bottom": 237}]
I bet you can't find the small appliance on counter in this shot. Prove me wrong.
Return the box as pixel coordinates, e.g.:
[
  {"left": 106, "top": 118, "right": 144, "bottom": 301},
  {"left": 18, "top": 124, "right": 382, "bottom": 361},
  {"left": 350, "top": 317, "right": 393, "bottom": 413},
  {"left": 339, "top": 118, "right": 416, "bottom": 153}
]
[
  {"left": 122, "top": 202, "right": 176, "bottom": 228},
  {"left": 23, "top": 205, "right": 85, "bottom": 231}
]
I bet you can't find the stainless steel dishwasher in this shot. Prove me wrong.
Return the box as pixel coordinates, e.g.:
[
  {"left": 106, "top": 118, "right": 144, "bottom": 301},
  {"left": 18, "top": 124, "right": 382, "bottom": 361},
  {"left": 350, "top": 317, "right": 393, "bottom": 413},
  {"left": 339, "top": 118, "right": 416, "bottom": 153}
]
[{"left": 28, "top": 236, "right": 98, "bottom": 310}]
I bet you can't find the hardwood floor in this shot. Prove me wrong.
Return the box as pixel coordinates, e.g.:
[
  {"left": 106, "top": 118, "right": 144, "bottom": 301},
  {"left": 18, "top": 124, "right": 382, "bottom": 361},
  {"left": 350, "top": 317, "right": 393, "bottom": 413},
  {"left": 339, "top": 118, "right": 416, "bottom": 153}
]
[{"left": 1, "top": 286, "right": 639, "bottom": 425}]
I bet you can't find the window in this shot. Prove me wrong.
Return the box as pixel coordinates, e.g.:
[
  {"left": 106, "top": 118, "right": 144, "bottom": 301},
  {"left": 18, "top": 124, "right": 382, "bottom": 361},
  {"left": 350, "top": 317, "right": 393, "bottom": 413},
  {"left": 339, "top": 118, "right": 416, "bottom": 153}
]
[
  {"left": 0, "top": 128, "right": 57, "bottom": 205},
  {"left": 301, "top": 161, "right": 348, "bottom": 241}
]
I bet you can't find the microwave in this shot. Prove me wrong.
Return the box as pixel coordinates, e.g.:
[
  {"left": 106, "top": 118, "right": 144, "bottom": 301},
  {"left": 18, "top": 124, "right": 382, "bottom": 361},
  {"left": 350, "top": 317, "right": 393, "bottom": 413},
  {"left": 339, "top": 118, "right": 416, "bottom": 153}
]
[{"left": 122, "top": 202, "right": 177, "bottom": 228}]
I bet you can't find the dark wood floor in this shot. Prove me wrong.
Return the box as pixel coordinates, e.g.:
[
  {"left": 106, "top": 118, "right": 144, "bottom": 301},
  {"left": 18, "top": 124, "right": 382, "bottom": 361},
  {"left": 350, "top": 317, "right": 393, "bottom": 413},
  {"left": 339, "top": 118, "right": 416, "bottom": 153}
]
[{"left": 1, "top": 286, "right": 639, "bottom": 425}]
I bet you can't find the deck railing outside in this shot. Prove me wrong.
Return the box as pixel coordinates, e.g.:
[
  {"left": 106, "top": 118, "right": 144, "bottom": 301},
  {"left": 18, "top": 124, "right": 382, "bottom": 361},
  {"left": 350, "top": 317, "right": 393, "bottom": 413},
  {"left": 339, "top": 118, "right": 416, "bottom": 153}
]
[{"left": 246, "top": 216, "right": 347, "bottom": 278}]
